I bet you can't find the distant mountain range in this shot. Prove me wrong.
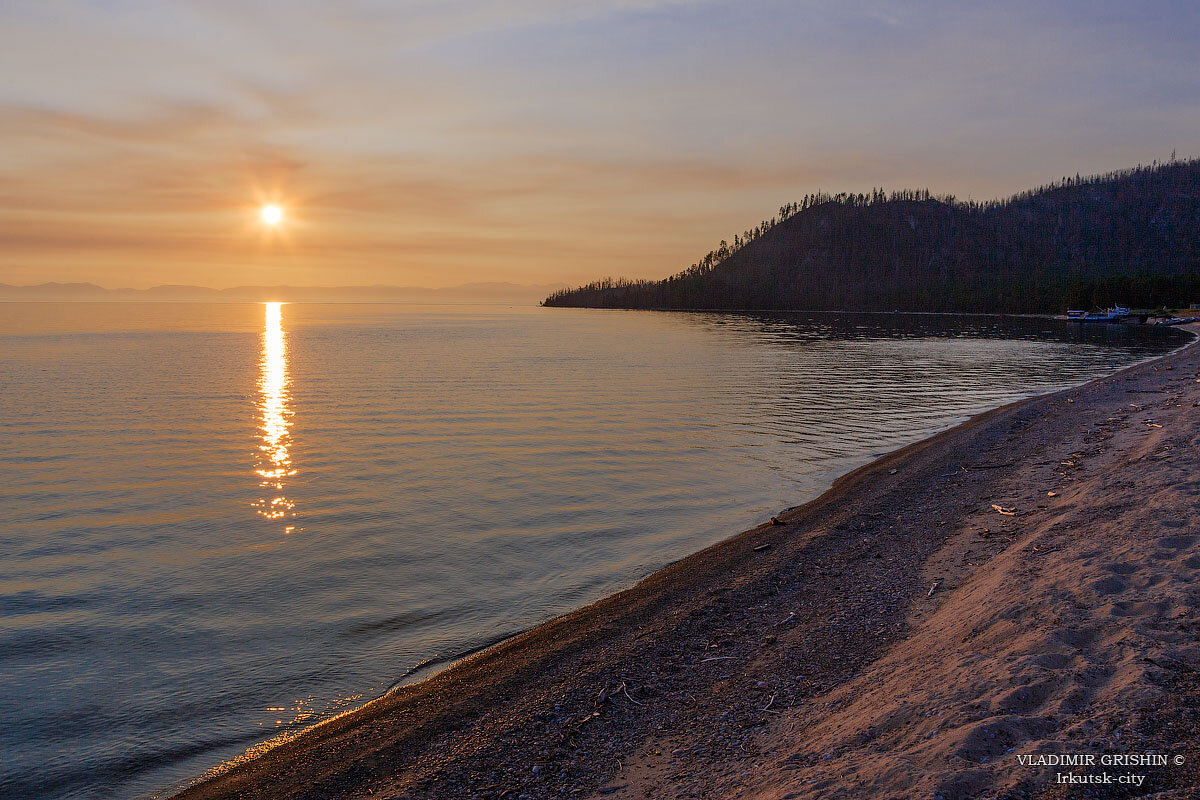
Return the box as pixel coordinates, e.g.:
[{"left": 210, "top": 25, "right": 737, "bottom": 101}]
[
  {"left": 0, "top": 281, "right": 567, "bottom": 304},
  {"left": 545, "top": 159, "right": 1200, "bottom": 313}
]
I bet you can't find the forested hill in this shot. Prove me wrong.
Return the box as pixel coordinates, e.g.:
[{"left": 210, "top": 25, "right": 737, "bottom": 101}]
[{"left": 543, "top": 159, "right": 1200, "bottom": 313}]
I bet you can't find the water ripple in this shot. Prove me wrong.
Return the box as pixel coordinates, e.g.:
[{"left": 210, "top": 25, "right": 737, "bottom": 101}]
[{"left": 0, "top": 303, "right": 1186, "bottom": 799}]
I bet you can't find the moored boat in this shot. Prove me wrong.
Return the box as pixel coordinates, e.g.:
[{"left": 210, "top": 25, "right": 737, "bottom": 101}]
[{"left": 1066, "top": 306, "right": 1131, "bottom": 323}]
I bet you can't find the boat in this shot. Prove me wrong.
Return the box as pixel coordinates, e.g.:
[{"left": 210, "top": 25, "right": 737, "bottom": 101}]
[{"left": 1066, "top": 306, "right": 1131, "bottom": 324}]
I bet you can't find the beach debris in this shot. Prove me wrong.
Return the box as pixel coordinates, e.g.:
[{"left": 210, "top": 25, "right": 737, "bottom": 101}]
[
  {"left": 1146, "top": 421, "right": 1163, "bottom": 428},
  {"left": 569, "top": 710, "right": 601, "bottom": 727},
  {"left": 991, "top": 504, "right": 1017, "bottom": 516},
  {"left": 590, "top": 681, "right": 638, "bottom": 705},
  {"left": 889, "top": 468, "right": 898, "bottom": 475},
  {"left": 770, "top": 516, "right": 785, "bottom": 526},
  {"left": 1047, "top": 491, "right": 1058, "bottom": 497},
  {"left": 762, "top": 692, "right": 778, "bottom": 711},
  {"left": 590, "top": 680, "right": 644, "bottom": 708},
  {"left": 700, "top": 655, "right": 737, "bottom": 663},
  {"left": 754, "top": 543, "right": 772, "bottom": 552},
  {"left": 927, "top": 579, "right": 943, "bottom": 597},
  {"left": 775, "top": 612, "right": 796, "bottom": 627}
]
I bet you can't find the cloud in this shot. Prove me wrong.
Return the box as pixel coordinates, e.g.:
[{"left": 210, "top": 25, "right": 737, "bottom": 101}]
[{"left": 1, "top": 1, "right": 1198, "bottom": 287}]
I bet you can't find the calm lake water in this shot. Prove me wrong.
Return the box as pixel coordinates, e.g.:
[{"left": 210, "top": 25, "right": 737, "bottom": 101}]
[{"left": 0, "top": 303, "right": 1188, "bottom": 799}]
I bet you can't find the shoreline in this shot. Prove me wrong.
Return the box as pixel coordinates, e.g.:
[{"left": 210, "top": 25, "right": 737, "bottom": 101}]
[
  {"left": 174, "top": 326, "right": 1200, "bottom": 800},
  {"left": 328, "top": 328, "right": 1192, "bottom": 698}
]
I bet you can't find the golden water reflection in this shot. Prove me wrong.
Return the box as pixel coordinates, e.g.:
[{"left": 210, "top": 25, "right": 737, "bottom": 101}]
[{"left": 254, "top": 302, "right": 296, "bottom": 526}]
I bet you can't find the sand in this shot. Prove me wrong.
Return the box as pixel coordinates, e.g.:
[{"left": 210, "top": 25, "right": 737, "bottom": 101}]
[{"left": 174, "top": 325, "right": 1200, "bottom": 800}]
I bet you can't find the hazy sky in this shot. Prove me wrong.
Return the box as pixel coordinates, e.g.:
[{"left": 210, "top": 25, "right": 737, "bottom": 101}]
[{"left": 3, "top": 0, "right": 1199, "bottom": 288}]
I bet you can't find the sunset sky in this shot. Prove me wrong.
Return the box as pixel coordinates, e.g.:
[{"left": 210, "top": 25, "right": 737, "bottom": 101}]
[{"left": 3, "top": 1, "right": 1199, "bottom": 289}]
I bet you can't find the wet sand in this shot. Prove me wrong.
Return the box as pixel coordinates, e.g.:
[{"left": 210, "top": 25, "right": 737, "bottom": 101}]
[{"left": 175, "top": 326, "right": 1200, "bottom": 800}]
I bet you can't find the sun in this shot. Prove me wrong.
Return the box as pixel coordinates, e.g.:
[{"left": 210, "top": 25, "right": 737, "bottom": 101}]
[{"left": 260, "top": 204, "right": 284, "bottom": 225}]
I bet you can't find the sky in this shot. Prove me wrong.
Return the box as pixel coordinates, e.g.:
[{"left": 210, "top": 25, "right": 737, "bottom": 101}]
[{"left": 2, "top": 0, "right": 1199, "bottom": 289}]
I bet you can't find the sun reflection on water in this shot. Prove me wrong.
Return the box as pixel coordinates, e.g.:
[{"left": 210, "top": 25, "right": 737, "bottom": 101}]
[{"left": 254, "top": 302, "right": 296, "bottom": 526}]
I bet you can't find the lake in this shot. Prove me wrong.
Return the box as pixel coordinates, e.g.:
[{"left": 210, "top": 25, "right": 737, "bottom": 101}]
[{"left": 0, "top": 303, "right": 1187, "bottom": 799}]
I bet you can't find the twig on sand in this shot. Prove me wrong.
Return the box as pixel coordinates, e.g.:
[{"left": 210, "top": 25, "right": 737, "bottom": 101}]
[
  {"left": 763, "top": 692, "right": 777, "bottom": 711},
  {"left": 700, "top": 656, "right": 736, "bottom": 662},
  {"left": 754, "top": 543, "right": 772, "bottom": 552},
  {"left": 928, "top": 579, "right": 943, "bottom": 598},
  {"left": 597, "top": 681, "right": 645, "bottom": 707},
  {"left": 775, "top": 612, "right": 796, "bottom": 627},
  {"left": 991, "top": 504, "right": 1017, "bottom": 516}
]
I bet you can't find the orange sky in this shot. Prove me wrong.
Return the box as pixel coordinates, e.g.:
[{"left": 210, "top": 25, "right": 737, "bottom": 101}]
[{"left": 3, "top": 1, "right": 1198, "bottom": 289}]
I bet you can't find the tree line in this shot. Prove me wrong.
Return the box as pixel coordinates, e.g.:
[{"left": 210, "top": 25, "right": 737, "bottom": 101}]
[{"left": 545, "top": 157, "right": 1200, "bottom": 313}]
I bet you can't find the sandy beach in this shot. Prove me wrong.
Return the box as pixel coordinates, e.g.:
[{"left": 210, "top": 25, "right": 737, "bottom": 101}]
[{"left": 174, "top": 325, "right": 1200, "bottom": 800}]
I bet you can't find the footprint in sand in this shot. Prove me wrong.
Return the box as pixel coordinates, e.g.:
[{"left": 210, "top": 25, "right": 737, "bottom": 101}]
[
  {"left": 1159, "top": 534, "right": 1196, "bottom": 550},
  {"left": 1091, "top": 576, "right": 1127, "bottom": 595}
]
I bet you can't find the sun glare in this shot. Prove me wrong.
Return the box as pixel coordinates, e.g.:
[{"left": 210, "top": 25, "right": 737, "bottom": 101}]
[{"left": 260, "top": 204, "right": 284, "bottom": 225}]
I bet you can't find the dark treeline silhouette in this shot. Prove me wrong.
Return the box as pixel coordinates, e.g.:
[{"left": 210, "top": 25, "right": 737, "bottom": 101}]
[{"left": 544, "top": 158, "right": 1200, "bottom": 313}]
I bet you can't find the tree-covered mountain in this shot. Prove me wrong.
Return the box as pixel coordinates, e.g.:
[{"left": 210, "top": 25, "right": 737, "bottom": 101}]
[{"left": 544, "top": 159, "right": 1200, "bottom": 313}]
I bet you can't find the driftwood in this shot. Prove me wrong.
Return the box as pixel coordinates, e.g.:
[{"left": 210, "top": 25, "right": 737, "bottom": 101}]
[{"left": 596, "top": 681, "right": 645, "bottom": 707}]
